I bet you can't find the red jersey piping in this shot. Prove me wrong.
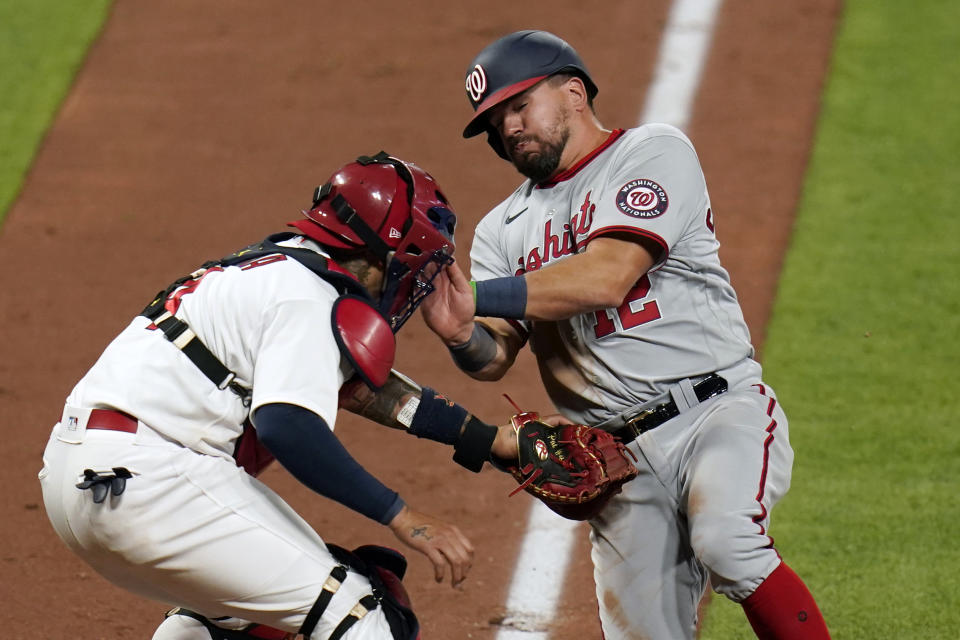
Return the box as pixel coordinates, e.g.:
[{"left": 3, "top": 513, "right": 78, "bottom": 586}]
[{"left": 536, "top": 129, "right": 627, "bottom": 188}]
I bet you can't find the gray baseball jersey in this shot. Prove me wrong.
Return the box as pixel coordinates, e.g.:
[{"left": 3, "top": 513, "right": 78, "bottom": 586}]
[
  {"left": 470, "top": 124, "right": 761, "bottom": 425},
  {"left": 471, "top": 125, "right": 790, "bottom": 639}
]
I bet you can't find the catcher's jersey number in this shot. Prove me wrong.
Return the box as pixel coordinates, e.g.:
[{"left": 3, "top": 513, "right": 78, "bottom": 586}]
[{"left": 592, "top": 274, "right": 661, "bottom": 339}]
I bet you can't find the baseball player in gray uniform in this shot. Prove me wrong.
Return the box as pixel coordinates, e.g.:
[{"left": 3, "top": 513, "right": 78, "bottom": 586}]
[
  {"left": 39, "top": 152, "right": 521, "bottom": 640},
  {"left": 422, "top": 31, "right": 831, "bottom": 639}
]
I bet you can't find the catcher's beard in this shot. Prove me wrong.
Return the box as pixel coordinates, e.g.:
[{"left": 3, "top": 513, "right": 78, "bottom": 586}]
[{"left": 508, "top": 110, "right": 571, "bottom": 183}]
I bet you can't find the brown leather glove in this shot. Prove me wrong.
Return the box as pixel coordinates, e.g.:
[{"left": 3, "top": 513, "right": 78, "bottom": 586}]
[{"left": 505, "top": 409, "right": 638, "bottom": 521}]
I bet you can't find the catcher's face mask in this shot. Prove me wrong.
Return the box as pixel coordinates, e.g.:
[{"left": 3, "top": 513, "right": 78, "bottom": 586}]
[{"left": 295, "top": 152, "right": 456, "bottom": 332}]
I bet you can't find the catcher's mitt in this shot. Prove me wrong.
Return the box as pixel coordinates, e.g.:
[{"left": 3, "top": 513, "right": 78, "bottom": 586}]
[{"left": 504, "top": 406, "right": 638, "bottom": 521}]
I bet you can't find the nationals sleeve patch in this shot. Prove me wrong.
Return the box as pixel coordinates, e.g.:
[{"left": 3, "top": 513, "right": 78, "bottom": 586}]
[{"left": 616, "top": 179, "right": 668, "bottom": 218}]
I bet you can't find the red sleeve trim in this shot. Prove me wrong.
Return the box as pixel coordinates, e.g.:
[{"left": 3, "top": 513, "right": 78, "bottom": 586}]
[{"left": 537, "top": 129, "right": 627, "bottom": 188}]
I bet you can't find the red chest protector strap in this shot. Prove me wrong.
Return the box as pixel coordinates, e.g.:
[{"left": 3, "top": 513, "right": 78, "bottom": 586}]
[{"left": 331, "top": 295, "right": 396, "bottom": 391}]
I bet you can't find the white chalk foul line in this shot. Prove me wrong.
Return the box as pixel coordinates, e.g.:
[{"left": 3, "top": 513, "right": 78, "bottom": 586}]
[
  {"left": 495, "top": 502, "right": 580, "bottom": 637},
  {"left": 643, "top": 0, "right": 724, "bottom": 131},
  {"left": 495, "top": 1, "right": 723, "bottom": 637}
]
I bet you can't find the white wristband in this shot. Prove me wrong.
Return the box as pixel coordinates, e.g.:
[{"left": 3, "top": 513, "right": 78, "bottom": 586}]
[{"left": 396, "top": 396, "right": 421, "bottom": 429}]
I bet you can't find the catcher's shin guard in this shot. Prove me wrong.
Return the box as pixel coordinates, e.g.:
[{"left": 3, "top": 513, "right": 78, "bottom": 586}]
[{"left": 152, "top": 611, "right": 213, "bottom": 640}]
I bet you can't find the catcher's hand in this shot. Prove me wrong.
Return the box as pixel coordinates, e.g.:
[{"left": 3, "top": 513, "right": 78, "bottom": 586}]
[{"left": 502, "top": 407, "right": 638, "bottom": 521}]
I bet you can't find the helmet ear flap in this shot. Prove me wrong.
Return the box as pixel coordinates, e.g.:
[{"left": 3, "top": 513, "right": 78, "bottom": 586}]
[{"left": 485, "top": 127, "right": 510, "bottom": 161}]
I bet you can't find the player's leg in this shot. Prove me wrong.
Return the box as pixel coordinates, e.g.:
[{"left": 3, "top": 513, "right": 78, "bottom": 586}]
[
  {"left": 589, "top": 438, "right": 707, "bottom": 640},
  {"left": 151, "top": 609, "right": 215, "bottom": 640},
  {"left": 152, "top": 607, "right": 293, "bottom": 639},
  {"left": 740, "top": 561, "right": 830, "bottom": 639},
  {"left": 40, "top": 423, "right": 394, "bottom": 639},
  {"left": 681, "top": 385, "right": 829, "bottom": 639}
]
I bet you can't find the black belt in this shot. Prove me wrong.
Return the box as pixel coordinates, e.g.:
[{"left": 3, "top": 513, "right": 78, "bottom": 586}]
[{"left": 607, "top": 374, "right": 728, "bottom": 444}]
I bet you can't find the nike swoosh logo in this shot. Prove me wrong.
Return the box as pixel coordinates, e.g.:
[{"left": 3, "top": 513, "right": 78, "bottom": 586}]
[{"left": 505, "top": 207, "right": 529, "bottom": 224}]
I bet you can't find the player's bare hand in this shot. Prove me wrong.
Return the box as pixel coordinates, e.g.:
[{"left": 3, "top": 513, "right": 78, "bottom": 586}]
[
  {"left": 539, "top": 413, "right": 575, "bottom": 427},
  {"left": 490, "top": 423, "right": 519, "bottom": 459},
  {"left": 421, "top": 260, "right": 476, "bottom": 345},
  {"left": 388, "top": 505, "right": 474, "bottom": 587}
]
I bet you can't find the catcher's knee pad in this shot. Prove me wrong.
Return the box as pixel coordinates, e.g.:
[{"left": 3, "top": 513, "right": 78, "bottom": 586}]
[
  {"left": 152, "top": 611, "right": 213, "bottom": 640},
  {"left": 299, "top": 544, "right": 419, "bottom": 640},
  {"left": 152, "top": 608, "right": 292, "bottom": 640}
]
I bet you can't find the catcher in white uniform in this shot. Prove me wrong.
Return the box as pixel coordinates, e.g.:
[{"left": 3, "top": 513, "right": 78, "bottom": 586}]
[
  {"left": 39, "top": 152, "right": 522, "bottom": 640},
  {"left": 422, "top": 30, "right": 831, "bottom": 639}
]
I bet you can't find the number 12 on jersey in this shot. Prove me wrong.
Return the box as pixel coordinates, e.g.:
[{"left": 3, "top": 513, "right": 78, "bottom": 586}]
[{"left": 592, "top": 274, "right": 661, "bottom": 339}]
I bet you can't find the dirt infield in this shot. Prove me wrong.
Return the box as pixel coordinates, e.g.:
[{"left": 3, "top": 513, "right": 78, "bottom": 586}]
[{"left": 0, "top": 1, "right": 839, "bottom": 638}]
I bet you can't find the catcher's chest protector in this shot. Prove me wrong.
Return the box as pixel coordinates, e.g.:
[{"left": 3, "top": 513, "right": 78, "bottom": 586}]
[
  {"left": 331, "top": 294, "right": 396, "bottom": 391},
  {"left": 139, "top": 232, "right": 391, "bottom": 474}
]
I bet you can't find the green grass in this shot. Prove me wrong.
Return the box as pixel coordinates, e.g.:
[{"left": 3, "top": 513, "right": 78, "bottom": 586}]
[
  {"left": 0, "top": 0, "right": 112, "bottom": 223},
  {"left": 701, "top": 0, "right": 960, "bottom": 637}
]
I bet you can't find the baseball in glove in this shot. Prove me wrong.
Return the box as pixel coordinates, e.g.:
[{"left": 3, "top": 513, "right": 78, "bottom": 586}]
[{"left": 501, "top": 399, "right": 639, "bottom": 521}]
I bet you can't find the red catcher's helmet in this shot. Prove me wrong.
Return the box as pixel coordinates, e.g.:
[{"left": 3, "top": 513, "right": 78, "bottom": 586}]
[
  {"left": 290, "top": 152, "right": 456, "bottom": 332},
  {"left": 462, "top": 30, "right": 598, "bottom": 159}
]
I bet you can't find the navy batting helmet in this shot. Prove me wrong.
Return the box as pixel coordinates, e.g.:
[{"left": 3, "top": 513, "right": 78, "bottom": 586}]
[{"left": 462, "top": 30, "right": 598, "bottom": 155}]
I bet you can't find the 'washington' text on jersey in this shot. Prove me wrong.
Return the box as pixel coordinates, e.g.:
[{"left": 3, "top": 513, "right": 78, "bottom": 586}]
[{"left": 515, "top": 191, "right": 596, "bottom": 274}]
